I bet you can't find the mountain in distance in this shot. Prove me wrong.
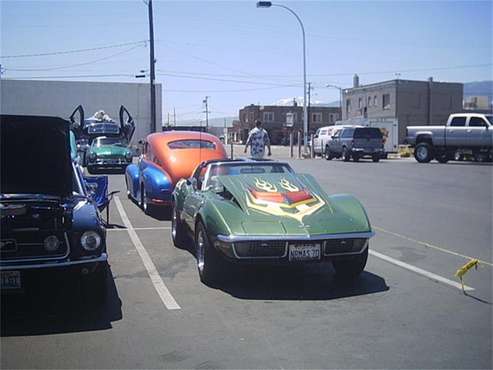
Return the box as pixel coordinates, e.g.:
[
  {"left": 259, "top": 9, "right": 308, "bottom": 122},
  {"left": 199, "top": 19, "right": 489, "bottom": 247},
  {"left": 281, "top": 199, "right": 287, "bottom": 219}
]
[{"left": 464, "top": 81, "right": 493, "bottom": 101}]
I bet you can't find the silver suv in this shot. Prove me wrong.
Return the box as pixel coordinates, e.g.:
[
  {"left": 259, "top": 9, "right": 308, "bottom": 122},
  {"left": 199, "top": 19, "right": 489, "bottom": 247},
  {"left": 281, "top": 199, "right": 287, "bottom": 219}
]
[{"left": 327, "top": 127, "right": 384, "bottom": 162}]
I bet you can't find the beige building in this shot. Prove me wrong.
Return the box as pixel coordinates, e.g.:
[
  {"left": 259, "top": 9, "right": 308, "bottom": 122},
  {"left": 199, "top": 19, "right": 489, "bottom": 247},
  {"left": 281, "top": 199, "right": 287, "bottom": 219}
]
[{"left": 342, "top": 76, "right": 463, "bottom": 143}]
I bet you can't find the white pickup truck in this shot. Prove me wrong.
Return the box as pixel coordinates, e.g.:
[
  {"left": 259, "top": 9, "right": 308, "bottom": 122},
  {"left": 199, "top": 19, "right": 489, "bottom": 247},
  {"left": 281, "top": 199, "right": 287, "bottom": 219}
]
[{"left": 406, "top": 113, "right": 493, "bottom": 163}]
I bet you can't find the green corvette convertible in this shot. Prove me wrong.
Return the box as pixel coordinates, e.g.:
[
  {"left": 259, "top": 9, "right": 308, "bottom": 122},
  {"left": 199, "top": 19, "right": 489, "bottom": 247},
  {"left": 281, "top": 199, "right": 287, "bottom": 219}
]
[
  {"left": 172, "top": 159, "right": 374, "bottom": 284},
  {"left": 86, "top": 136, "right": 133, "bottom": 174}
]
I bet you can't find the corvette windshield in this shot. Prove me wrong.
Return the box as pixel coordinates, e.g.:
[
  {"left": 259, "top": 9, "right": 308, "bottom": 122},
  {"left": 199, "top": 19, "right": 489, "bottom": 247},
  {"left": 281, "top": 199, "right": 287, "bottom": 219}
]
[{"left": 209, "top": 163, "right": 293, "bottom": 176}]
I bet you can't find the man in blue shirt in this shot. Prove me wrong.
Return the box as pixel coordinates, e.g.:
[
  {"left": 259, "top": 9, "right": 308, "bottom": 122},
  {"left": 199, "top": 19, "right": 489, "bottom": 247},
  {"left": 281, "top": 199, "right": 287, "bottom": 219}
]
[{"left": 244, "top": 120, "right": 271, "bottom": 159}]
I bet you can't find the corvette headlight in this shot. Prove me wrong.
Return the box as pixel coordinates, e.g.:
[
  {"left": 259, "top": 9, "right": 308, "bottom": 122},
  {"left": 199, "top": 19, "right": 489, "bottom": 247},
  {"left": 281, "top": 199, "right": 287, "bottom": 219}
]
[
  {"left": 81, "top": 231, "right": 102, "bottom": 251},
  {"left": 44, "top": 235, "right": 60, "bottom": 252}
]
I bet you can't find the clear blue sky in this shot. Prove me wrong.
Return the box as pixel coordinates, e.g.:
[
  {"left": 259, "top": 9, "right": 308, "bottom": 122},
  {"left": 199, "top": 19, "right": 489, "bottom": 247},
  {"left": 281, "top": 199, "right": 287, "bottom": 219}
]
[{"left": 1, "top": 0, "right": 492, "bottom": 123}]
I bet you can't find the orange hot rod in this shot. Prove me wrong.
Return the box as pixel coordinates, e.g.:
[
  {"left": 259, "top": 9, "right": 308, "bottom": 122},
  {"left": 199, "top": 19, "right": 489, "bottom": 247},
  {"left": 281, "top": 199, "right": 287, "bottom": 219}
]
[{"left": 125, "top": 131, "right": 227, "bottom": 214}]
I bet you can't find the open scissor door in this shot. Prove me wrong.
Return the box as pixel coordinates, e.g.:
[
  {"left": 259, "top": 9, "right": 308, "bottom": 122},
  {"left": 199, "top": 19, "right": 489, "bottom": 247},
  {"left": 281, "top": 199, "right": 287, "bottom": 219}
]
[
  {"left": 69, "top": 105, "right": 85, "bottom": 139},
  {"left": 119, "top": 105, "right": 135, "bottom": 143}
]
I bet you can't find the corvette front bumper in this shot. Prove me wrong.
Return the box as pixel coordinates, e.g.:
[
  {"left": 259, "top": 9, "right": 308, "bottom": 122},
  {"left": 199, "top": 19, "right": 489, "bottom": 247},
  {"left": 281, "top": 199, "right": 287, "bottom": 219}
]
[{"left": 214, "top": 231, "right": 373, "bottom": 262}]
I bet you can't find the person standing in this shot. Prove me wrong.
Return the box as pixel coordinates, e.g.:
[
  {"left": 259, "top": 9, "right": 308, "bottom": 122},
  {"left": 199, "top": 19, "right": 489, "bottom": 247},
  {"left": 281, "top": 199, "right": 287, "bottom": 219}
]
[{"left": 244, "top": 120, "right": 271, "bottom": 159}]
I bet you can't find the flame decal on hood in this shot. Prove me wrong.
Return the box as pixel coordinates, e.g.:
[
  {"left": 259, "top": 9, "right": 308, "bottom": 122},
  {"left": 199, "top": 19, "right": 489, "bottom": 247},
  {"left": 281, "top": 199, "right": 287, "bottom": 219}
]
[{"left": 246, "top": 177, "right": 325, "bottom": 222}]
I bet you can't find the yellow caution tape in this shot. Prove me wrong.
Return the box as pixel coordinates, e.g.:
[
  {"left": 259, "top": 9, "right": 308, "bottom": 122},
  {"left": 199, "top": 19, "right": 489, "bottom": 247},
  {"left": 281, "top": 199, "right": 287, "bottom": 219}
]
[
  {"left": 455, "top": 259, "right": 479, "bottom": 279},
  {"left": 455, "top": 259, "right": 479, "bottom": 292}
]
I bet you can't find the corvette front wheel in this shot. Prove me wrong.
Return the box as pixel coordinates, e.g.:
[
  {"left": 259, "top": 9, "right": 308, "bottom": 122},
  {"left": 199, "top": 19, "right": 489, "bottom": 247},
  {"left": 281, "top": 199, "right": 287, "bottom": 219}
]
[
  {"left": 171, "top": 203, "right": 186, "bottom": 248},
  {"left": 195, "top": 221, "right": 222, "bottom": 285},
  {"left": 332, "top": 247, "right": 368, "bottom": 280}
]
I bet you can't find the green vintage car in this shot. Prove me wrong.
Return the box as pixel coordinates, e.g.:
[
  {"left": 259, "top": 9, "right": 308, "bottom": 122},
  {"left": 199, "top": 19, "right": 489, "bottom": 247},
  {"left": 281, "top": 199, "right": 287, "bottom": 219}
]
[
  {"left": 86, "top": 136, "right": 133, "bottom": 174},
  {"left": 172, "top": 159, "right": 374, "bottom": 284}
]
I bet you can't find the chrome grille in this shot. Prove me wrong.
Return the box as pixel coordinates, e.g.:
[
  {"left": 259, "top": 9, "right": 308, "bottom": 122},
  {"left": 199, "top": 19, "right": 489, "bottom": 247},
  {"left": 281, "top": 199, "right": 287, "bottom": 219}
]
[{"left": 233, "top": 241, "right": 287, "bottom": 258}]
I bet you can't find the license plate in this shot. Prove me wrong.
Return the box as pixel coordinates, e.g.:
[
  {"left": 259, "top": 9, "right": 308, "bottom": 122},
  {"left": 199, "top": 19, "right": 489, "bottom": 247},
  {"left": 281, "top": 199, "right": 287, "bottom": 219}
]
[
  {"left": 0, "top": 271, "right": 22, "bottom": 289},
  {"left": 289, "top": 244, "right": 321, "bottom": 261}
]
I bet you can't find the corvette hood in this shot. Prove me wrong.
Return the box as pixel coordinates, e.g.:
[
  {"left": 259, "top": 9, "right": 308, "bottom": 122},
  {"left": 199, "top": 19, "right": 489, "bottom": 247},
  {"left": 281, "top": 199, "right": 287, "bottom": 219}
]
[{"left": 216, "top": 173, "right": 370, "bottom": 236}]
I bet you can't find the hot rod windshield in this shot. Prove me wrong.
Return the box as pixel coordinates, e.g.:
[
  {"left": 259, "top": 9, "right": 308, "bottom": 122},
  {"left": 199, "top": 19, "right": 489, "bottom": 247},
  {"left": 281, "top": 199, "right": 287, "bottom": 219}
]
[{"left": 168, "top": 139, "right": 216, "bottom": 150}]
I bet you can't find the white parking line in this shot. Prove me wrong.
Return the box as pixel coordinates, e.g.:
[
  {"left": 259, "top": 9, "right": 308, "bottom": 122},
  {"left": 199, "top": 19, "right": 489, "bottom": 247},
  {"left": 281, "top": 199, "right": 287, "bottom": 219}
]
[
  {"left": 369, "top": 250, "right": 474, "bottom": 292},
  {"left": 374, "top": 226, "right": 492, "bottom": 267},
  {"left": 107, "top": 226, "right": 171, "bottom": 232},
  {"left": 114, "top": 196, "right": 181, "bottom": 310}
]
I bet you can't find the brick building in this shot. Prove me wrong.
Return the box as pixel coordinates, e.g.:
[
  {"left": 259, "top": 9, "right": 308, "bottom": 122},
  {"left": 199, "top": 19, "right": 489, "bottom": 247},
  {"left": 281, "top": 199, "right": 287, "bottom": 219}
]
[
  {"left": 342, "top": 76, "right": 463, "bottom": 143},
  {"left": 236, "top": 102, "right": 341, "bottom": 144}
]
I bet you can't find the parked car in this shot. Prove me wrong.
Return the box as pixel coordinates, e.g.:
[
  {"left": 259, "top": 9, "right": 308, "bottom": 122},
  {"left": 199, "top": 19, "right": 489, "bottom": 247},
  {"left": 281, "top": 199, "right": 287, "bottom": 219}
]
[
  {"left": 126, "top": 131, "right": 227, "bottom": 214},
  {"left": 1, "top": 114, "right": 109, "bottom": 302},
  {"left": 326, "top": 127, "right": 384, "bottom": 162},
  {"left": 69, "top": 105, "right": 135, "bottom": 166},
  {"left": 312, "top": 125, "right": 353, "bottom": 157},
  {"left": 172, "top": 158, "right": 374, "bottom": 284},
  {"left": 406, "top": 113, "right": 493, "bottom": 163},
  {"left": 86, "top": 136, "right": 133, "bottom": 174}
]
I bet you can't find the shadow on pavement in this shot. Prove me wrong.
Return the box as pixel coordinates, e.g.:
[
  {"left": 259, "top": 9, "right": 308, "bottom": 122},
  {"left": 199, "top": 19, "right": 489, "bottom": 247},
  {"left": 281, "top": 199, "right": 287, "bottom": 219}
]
[
  {"left": 209, "top": 264, "right": 389, "bottom": 301},
  {"left": 0, "top": 267, "right": 122, "bottom": 337}
]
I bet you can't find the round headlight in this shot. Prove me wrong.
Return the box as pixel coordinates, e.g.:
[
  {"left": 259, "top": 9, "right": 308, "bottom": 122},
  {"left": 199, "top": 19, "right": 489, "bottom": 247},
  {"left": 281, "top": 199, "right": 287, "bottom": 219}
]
[
  {"left": 125, "top": 152, "right": 133, "bottom": 161},
  {"left": 44, "top": 235, "right": 60, "bottom": 252},
  {"left": 89, "top": 152, "right": 97, "bottom": 162},
  {"left": 81, "top": 231, "right": 102, "bottom": 251}
]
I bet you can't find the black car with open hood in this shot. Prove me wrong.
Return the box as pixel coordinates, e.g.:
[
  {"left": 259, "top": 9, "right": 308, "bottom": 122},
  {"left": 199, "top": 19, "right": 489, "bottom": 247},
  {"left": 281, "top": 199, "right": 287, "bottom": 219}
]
[{"left": 1, "top": 114, "right": 109, "bottom": 303}]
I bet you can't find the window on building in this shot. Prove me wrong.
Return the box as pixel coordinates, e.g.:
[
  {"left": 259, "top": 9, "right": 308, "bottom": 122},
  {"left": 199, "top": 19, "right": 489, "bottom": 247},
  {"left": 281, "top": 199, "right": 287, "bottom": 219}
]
[
  {"left": 329, "top": 114, "right": 334, "bottom": 123},
  {"left": 382, "top": 94, "right": 391, "bottom": 110},
  {"left": 249, "top": 112, "right": 254, "bottom": 122},
  {"left": 373, "top": 95, "right": 377, "bottom": 106},
  {"left": 263, "top": 111, "right": 274, "bottom": 122},
  {"left": 311, "top": 112, "right": 322, "bottom": 123},
  {"left": 367, "top": 96, "right": 372, "bottom": 107},
  {"left": 450, "top": 117, "right": 466, "bottom": 127},
  {"left": 358, "top": 97, "right": 363, "bottom": 109},
  {"left": 346, "top": 99, "right": 351, "bottom": 113}
]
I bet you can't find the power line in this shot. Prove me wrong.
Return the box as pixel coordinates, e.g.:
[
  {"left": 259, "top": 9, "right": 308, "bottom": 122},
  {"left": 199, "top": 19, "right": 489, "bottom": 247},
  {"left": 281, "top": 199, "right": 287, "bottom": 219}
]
[
  {"left": 160, "top": 63, "right": 492, "bottom": 79},
  {"left": 164, "top": 85, "right": 299, "bottom": 93},
  {"left": 156, "top": 72, "right": 300, "bottom": 87},
  {"left": 4, "top": 45, "right": 144, "bottom": 72},
  {"left": 0, "top": 40, "right": 148, "bottom": 59},
  {"left": 5, "top": 73, "right": 136, "bottom": 80}
]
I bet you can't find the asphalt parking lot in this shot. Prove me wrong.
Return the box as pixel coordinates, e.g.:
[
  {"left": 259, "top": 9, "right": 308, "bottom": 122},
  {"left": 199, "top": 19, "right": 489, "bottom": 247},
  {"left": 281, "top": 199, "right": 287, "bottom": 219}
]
[{"left": 1, "top": 156, "right": 492, "bottom": 369}]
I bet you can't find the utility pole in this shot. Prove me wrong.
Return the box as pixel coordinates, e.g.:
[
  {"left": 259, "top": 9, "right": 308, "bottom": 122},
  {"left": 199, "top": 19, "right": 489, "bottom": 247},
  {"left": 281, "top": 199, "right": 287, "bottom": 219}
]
[
  {"left": 173, "top": 107, "right": 176, "bottom": 126},
  {"left": 167, "top": 112, "right": 170, "bottom": 126},
  {"left": 203, "top": 96, "right": 210, "bottom": 131},
  {"left": 147, "top": 0, "right": 157, "bottom": 133}
]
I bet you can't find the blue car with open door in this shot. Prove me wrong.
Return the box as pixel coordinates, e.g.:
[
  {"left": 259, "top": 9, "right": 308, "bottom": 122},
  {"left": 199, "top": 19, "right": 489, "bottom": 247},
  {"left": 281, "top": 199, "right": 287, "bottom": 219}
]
[{"left": 0, "top": 114, "right": 113, "bottom": 304}]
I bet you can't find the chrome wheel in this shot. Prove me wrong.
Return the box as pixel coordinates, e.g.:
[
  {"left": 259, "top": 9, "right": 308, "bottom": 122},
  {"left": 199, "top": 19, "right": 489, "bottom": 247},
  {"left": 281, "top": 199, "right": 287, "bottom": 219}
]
[
  {"left": 171, "top": 209, "right": 177, "bottom": 240},
  {"left": 416, "top": 146, "right": 428, "bottom": 161},
  {"left": 196, "top": 228, "right": 205, "bottom": 273}
]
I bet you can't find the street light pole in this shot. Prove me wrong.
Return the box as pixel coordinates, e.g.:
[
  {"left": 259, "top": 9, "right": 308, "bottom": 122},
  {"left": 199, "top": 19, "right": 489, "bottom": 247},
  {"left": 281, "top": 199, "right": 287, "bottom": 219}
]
[
  {"left": 146, "top": 0, "right": 157, "bottom": 133},
  {"left": 257, "top": 1, "right": 308, "bottom": 153},
  {"left": 326, "top": 84, "right": 343, "bottom": 121}
]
